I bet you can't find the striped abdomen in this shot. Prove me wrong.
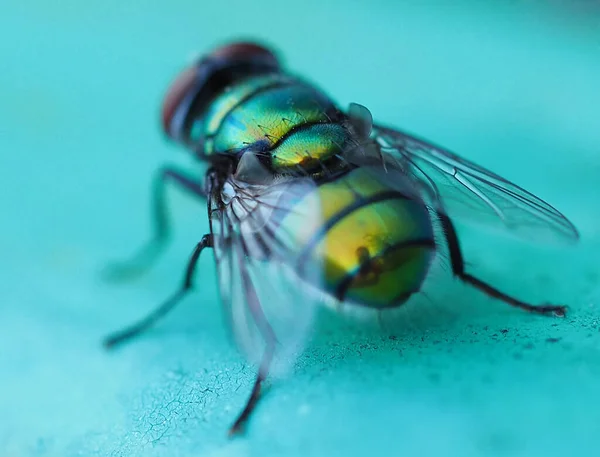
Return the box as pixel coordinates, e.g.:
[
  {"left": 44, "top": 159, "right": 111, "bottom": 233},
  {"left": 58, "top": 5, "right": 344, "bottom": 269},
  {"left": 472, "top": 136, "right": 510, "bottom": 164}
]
[{"left": 280, "top": 168, "right": 436, "bottom": 309}]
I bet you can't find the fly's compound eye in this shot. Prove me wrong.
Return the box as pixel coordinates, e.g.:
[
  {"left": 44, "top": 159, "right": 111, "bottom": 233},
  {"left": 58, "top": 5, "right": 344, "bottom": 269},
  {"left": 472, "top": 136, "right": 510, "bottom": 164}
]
[
  {"left": 161, "top": 65, "right": 198, "bottom": 138},
  {"left": 209, "top": 41, "right": 278, "bottom": 64},
  {"left": 161, "top": 41, "right": 280, "bottom": 143}
]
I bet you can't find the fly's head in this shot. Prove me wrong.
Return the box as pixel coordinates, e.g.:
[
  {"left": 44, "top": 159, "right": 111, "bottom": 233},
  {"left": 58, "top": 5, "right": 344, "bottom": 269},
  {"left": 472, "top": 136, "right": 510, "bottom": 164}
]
[{"left": 161, "top": 42, "right": 280, "bottom": 158}]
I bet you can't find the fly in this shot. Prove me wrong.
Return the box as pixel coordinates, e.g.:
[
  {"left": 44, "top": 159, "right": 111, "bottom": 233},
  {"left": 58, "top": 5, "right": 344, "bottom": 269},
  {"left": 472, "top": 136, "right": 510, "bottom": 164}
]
[{"left": 103, "top": 42, "right": 580, "bottom": 436}]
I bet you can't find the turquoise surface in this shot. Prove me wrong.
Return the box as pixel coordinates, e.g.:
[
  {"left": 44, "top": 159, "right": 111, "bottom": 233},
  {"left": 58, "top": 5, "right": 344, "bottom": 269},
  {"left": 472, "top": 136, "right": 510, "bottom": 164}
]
[{"left": 1, "top": 1, "right": 599, "bottom": 456}]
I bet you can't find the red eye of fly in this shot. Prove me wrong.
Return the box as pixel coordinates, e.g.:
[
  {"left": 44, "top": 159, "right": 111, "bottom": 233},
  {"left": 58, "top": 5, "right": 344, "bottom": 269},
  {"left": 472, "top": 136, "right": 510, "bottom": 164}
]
[
  {"left": 209, "top": 41, "right": 278, "bottom": 64},
  {"left": 161, "top": 66, "right": 198, "bottom": 137},
  {"left": 161, "top": 42, "right": 279, "bottom": 139}
]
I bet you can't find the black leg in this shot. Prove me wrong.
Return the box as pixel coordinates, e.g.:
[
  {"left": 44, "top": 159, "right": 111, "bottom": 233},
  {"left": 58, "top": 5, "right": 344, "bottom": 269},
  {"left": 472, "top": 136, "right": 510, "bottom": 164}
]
[
  {"left": 228, "top": 253, "right": 278, "bottom": 436},
  {"left": 228, "top": 342, "right": 275, "bottom": 437},
  {"left": 104, "top": 166, "right": 206, "bottom": 281},
  {"left": 438, "top": 213, "right": 567, "bottom": 317},
  {"left": 104, "top": 234, "right": 213, "bottom": 349}
]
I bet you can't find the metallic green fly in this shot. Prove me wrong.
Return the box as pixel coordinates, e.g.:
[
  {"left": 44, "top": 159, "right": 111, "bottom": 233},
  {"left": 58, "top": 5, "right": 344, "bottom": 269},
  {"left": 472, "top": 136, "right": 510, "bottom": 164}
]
[{"left": 104, "top": 42, "right": 579, "bottom": 435}]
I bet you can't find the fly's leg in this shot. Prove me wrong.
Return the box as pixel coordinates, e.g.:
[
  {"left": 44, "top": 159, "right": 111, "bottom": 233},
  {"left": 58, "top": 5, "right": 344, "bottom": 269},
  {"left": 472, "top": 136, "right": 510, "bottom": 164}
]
[
  {"left": 104, "top": 166, "right": 206, "bottom": 282},
  {"left": 229, "top": 343, "right": 275, "bottom": 437},
  {"left": 104, "top": 234, "right": 213, "bottom": 349},
  {"left": 438, "top": 212, "right": 567, "bottom": 317},
  {"left": 228, "top": 254, "right": 278, "bottom": 437}
]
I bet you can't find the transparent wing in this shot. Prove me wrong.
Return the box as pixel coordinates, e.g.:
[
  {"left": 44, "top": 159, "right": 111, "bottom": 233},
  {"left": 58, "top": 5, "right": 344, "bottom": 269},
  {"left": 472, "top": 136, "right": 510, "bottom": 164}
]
[
  {"left": 208, "top": 154, "right": 324, "bottom": 375},
  {"left": 369, "top": 123, "right": 579, "bottom": 243}
]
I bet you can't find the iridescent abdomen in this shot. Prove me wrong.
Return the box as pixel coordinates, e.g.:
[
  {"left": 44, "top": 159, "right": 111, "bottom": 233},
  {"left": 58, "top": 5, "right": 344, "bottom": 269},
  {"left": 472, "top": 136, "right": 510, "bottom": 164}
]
[
  {"left": 202, "top": 74, "right": 353, "bottom": 173},
  {"left": 280, "top": 168, "right": 436, "bottom": 309}
]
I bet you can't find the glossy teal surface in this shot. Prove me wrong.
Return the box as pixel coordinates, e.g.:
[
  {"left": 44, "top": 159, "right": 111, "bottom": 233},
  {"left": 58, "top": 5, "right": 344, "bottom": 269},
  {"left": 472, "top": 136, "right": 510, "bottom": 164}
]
[{"left": 1, "top": 1, "right": 599, "bottom": 456}]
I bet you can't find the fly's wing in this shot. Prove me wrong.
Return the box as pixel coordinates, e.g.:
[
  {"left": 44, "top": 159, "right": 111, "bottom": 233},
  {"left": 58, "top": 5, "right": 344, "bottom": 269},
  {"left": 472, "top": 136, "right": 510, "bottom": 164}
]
[
  {"left": 208, "top": 153, "right": 324, "bottom": 375},
  {"left": 360, "top": 119, "right": 579, "bottom": 243}
]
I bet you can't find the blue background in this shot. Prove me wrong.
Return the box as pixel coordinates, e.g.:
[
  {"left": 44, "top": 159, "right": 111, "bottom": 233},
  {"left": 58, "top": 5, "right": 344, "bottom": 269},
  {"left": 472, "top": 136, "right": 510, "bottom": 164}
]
[{"left": 1, "top": 1, "right": 599, "bottom": 456}]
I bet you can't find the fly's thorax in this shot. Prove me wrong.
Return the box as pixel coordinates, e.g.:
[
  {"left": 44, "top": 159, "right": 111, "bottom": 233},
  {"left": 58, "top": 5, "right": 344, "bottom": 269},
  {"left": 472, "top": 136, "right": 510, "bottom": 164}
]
[
  {"left": 278, "top": 167, "right": 436, "bottom": 309},
  {"left": 196, "top": 74, "right": 355, "bottom": 174}
]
